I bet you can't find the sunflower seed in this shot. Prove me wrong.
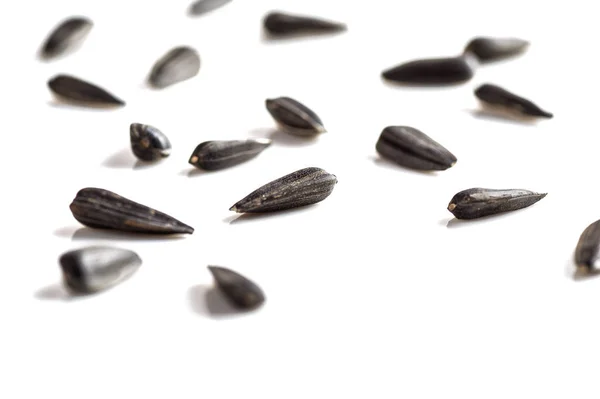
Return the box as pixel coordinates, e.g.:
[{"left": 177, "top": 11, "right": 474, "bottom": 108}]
[
  {"left": 266, "top": 97, "right": 325, "bottom": 136},
  {"left": 464, "top": 37, "right": 529, "bottom": 63},
  {"left": 130, "top": 123, "right": 172, "bottom": 162},
  {"left": 189, "top": 0, "right": 232, "bottom": 16},
  {"left": 48, "top": 74, "right": 125, "bottom": 106},
  {"left": 189, "top": 139, "right": 271, "bottom": 171},
  {"left": 40, "top": 16, "right": 93, "bottom": 60},
  {"left": 263, "top": 11, "right": 346, "bottom": 36},
  {"left": 474, "top": 84, "right": 553, "bottom": 119},
  {"left": 376, "top": 126, "right": 457, "bottom": 171},
  {"left": 208, "top": 266, "right": 265, "bottom": 310},
  {"left": 230, "top": 167, "right": 337, "bottom": 213},
  {"left": 70, "top": 187, "right": 194, "bottom": 234},
  {"left": 59, "top": 246, "right": 142, "bottom": 295},
  {"left": 447, "top": 188, "right": 546, "bottom": 220},
  {"left": 382, "top": 56, "right": 474, "bottom": 85},
  {"left": 575, "top": 219, "right": 600, "bottom": 273},
  {"left": 148, "top": 46, "right": 200, "bottom": 89}
]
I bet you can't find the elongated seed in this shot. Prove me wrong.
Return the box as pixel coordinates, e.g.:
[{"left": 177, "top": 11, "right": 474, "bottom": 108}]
[
  {"left": 149, "top": 46, "right": 200, "bottom": 89},
  {"left": 208, "top": 266, "right": 265, "bottom": 310},
  {"left": 575, "top": 219, "right": 600, "bottom": 273},
  {"left": 376, "top": 126, "right": 457, "bottom": 171},
  {"left": 447, "top": 188, "right": 546, "bottom": 220},
  {"left": 59, "top": 246, "right": 142, "bottom": 294},
  {"left": 189, "top": 0, "right": 232, "bottom": 16},
  {"left": 230, "top": 167, "right": 337, "bottom": 213},
  {"left": 475, "top": 84, "right": 553, "bottom": 118},
  {"left": 266, "top": 97, "right": 325, "bottom": 136},
  {"left": 189, "top": 139, "right": 271, "bottom": 170},
  {"left": 40, "top": 16, "right": 93, "bottom": 60},
  {"left": 130, "top": 123, "right": 172, "bottom": 162},
  {"left": 464, "top": 37, "right": 529, "bottom": 63},
  {"left": 382, "top": 56, "right": 474, "bottom": 85},
  {"left": 70, "top": 187, "right": 194, "bottom": 234},
  {"left": 48, "top": 74, "right": 125, "bottom": 106},
  {"left": 263, "top": 11, "right": 346, "bottom": 36}
]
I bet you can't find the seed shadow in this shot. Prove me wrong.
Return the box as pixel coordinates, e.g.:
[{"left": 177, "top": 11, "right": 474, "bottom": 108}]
[
  {"left": 228, "top": 206, "right": 315, "bottom": 225},
  {"left": 371, "top": 156, "right": 437, "bottom": 177},
  {"left": 53, "top": 226, "right": 79, "bottom": 238},
  {"left": 133, "top": 160, "right": 164, "bottom": 170},
  {"left": 249, "top": 128, "right": 319, "bottom": 147},
  {"left": 446, "top": 211, "right": 523, "bottom": 228},
  {"left": 34, "top": 283, "right": 91, "bottom": 302},
  {"left": 467, "top": 108, "right": 540, "bottom": 126},
  {"left": 102, "top": 148, "right": 136, "bottom": 169},
  {"left": 71, "top": 227, "right": 188, "bottom": 242},
  {"left": 381, "top": 77, "right": 471, "bottom": 90},
  {"left": 47, "top": 97, "right": 124, "bottom": 110},
  {"left": 188, "top": 285, "right": 249, "bottom": 319},
  {"left": 181, "top": 168, "right": 206, "bottom": 177}
]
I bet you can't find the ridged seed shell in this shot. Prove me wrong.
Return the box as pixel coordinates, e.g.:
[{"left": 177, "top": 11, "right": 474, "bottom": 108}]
[
  {"left": 208, "top": 266, "right": 265, "bottom": 310},
  {"left": 40, "top": 16, "right": 93, "bottom": 60},
  {"left": 149, "top": 46, "right": 200, "bottom": 89},
  {"left": 266, "top": 97, "right": 325, "bottom": 136},
  {"left": 130, "top": 123, "right": 172, "bottom": 161},
  {"left": 447, "top": 188, "right": 547, "bottom": 220},
  {"left": 48, "top": 74, "right": 125, "bottom": 106},
  {"left": 189, "top": 139, "right": 271, "bottom": 170}
]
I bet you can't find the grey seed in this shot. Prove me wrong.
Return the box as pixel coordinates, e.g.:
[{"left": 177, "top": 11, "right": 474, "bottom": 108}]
[
  {"left": 48, "top": 74, "right": 125, "bottom": 106},
  {"left": 130, "top": 123, "right": 172, "bottom": 162},
  {"left": 208, "top": 266, "right": 265, "bottom": 310},
  {"left": 230, "top": 167, "right": 337, "bottom": 213},
  {"left": 148, "top": 46, "right": 200, "bottom": 89},
  {"left": 447, "top": 188, "right": 547, "bottom": 220},
  {"left": 40, "top": 16, "right": 93, "bottom": 60},
  {"left": 59, "top": 246, "right": 142, "bottom": 295},
  {"left": 475, "top": 84, "right": 553, "bottom": 119},
  {"left": 376, "top": 126, "right": 457, "bottom": 171},
  {"left": 69, "top": 187, "right": 194, "bottom": 235},
  {"left": 189, "top": 139, "right": 271, "bottom": 171},
  {"left": 266, "top": 97, "right": 325, "bottom": 136},
  {"left": 381, "top": 56, "right": 474, "bottom": 85},
  {"left": 575, "top": 220, "right": 600, "bottom": 273},
  {"left": 189, "top": 0, "right": 232, "bottom": 16},
  {"left": 464, "top": 37, "right": 529, "bottom": 63},
  {"left": 263, "top": 11, "right": 346, "bottom": 36}
]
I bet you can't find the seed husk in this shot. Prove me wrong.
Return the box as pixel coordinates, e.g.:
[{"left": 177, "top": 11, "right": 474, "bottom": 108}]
[
  {"left": 48, "top": 74, "right": 125, "bottom": 106},
  {"left": 208, "top": 266, "right": 265, "bottom": 310},
  {"left": 447, "top": 188, "right": 547, "bottom": 220},
  {"left": 148, "top": 46, "right": 200, "bottom": 89},
  {"left": 263, "top": 11, "right": 346, "bottom": 36},
  {"left": 40, "top": 16, "right": 93, "bottom": 60},
  {"left": 188, "top": 0, "right": 232, "bottom": 15},
  {"left": 464, "top": 37, "right": 529, "bottom": 63},
  {"left": 381, "top": 56, "right": 474, "bottom": 85},
  {"left": 575, "top": 219, "right": 600, "bottom": 274},
  {"left": 230, "top": 167, "right": 337, "bottom": 213},
  {"left": 266, "top": 97, "right": 325, "bottom": 136},
  {"left": 59, "top": 246, "right": 142, "bottom": 295},
  {"left": 130, "top": 123, "right": 172, "bottom": 162},
  {"left": 376, "top": 126, "right": 457, "bottom": 171},
  {"left": 189, "top": 139, "right": 271, "bottom": 171},
  {"left": 474, "top": 84, "right": 553, "bottom": 119},
  {"left": 70, "top": 187, "right": 194, "bottom": 234}
]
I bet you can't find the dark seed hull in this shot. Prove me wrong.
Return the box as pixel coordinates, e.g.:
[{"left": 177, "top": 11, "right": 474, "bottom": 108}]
[
  {"left": 464, "top": 37, "right": 529, "bottom": 63},
  {"left": 208, "top": 266, "right": 265, "bottom": 310},
  {"left": 189, "top": 0, "right": 232, "bottom": 16},
  {"left": 475, "top": 84, "right": 553, "bottom": 118},
  {"left": 265, "top": 97, "right": 325, "bottom": 136},
  {"left": 41, "top": 17, "right": 93, "bottom": 59},
  {"left": 189, "top": 139, "right": 271, "bottom": 170},
  {"left": 382, "top": 56, "right": 474, "bottom": 85},
  {"left": 447, "top": 188, "right": 546, "bottom": 220},
  {"left": 48, "top": 74, "right": 125, "bottom": 106},
  {"left": 149, "top": 46, "right": 200, "bottom": 89},
  {"left": 263, "top": 12, "right": 346, "bottom": 36},
  {"left": 575, "top": 220, "right": 600, "bottom": 272},
  {"left": 130, "top": 123, "right": 172, "bottom": 161}
]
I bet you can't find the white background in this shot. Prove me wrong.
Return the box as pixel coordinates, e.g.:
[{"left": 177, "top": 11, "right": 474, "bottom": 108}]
[{"left": 1, "top": 0, "right": 599, "bottom": 397}]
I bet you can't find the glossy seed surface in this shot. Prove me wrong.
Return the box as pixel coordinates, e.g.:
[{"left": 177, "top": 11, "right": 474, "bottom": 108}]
[
  {"left": 376, "top": 126, "right": 457, "bottom": 171},
  {"left": 447, "top": 188, "right": 546, "bottom": 220},
  {"left": 41, "top": 16, "right": 93, "bottom": 59},
  {"left": 59, "top": 246, "right": 142, "bottom": 294},
  {"left": 70, "top": 187, "right": 194, "bottom": 234},
  {"left": 208, "top": 266, "right": 265, "bottom": 310},
  {"left": 464, "top": 37, "right": 529, "bottom": 63},
  {"left": 575, "top": 219, "right": 600, "bottom": 273},
  {"left": 230, "top": 167, "right": 337, "bottom": 213},
  {"left": 382, "top": 56, "right": 474, "bottom": 85},
  {"left": 475, "top": 84, "right": 553, "bottom": 118},
  {"left": 263, "top": 11, "right": 346, "bottom": 36},
  {"left": 130, "top": 123, "right": 172, "bottom": 162},
  {"left": 189, "top": 0, "right": 232, "bottom": 15},
  {"left": 48, "top": 74, "right": 125, "bottom": 106},
  {"left": 266, "top": 97, "right": 325, "bottom": 136},
  {"left": 189, "top": 139, "right": 271, "bottom": 170},
  {"left": 148, "top": 46, "right": 200, "bottom": 89}
]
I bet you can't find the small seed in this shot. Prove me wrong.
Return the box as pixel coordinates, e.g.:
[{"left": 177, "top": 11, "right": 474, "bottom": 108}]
[
  {"left": 447, "top": 188, "right": 546, "bottom": 220},
  {"left": 575, "top": 219, "right": 600, "bottom": 274},
  {"left": 149, "top": 46, "right": 200, "bottom": 89},
  {"left": 376, "top": 126, "right": 457, "bottom": 171},
  {"left": 382, "top": 56, "right": 474, "bottom": 85},
  {"left": 266, "top": 97, "right": 325, "bottom": 136},
  {"left": 464, "top": 37, "right": 529, "bottom": 63},
  {"left": 59, "top": 246, "right": 142, "bottom": 294},
  {"left": 48, "top": 74, "right": 125, "bottom": 106},
  {"left": 130, "top": 123, "right": 172, "bottom": 162},
  {"left": 474, "top": 84, "right": 553, "bottom": 119},
  {"left": 188, "top": 0, "right": 232, "bottom": 15},
  {"left": 208, "top": 266, "right": 265, "bottom": 310},
  {"left": 188, "top": 139, "right": 271, "bottom": 171},
  {"left": 70, "top": 187, "right": 194, "bottom": 234},
  {"left": 40, "top": 16, "right": 93, "bottom": 60},
  {"left": 263, "top": 11, "right": 346, "bottom": 36},
  {"left": 230, "top": 167, "right": 337, "bottom": 213}
]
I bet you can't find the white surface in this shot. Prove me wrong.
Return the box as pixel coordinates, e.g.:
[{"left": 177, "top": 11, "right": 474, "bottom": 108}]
[{"left": 1, "top": 0, "right": 599, "bottom": 397}]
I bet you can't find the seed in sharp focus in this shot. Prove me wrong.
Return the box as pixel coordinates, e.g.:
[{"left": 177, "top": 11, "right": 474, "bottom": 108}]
[
  {"left": 575, "top": 219, "right": 600, "bottom": 274},
  {"left": 208, "top": 266, "right": 265, "bottom": 310},
  {"left": 59, "top": 246, "right": 142, "bottom": 295},
  {"left": 188, "top": 0, "right": 232, "bottom": 16},
  {"left": 464, "top": 37, "right": 529, "bottom": 63},
  {"left": 148, "top": 46, "right": 200, "bottom": 89},
  {"left": 130, "top": 123, "right": 172, "bottom": 162},
  {"left": 230, "top": 167, "right": 337, "bottom": 213},
  {"left": 381, "top": 56, "right": 474, "bottom": 85},
  {"left": 40, "top": 16, "right": 93, "bottom": 60},
  {"left": 266, "top": 97, "right": 325, "bottom": 136},
  {"left": 48, "top": 74, "right": 125, "bottom": 106},
  {"left": 376, "top": 126, "right": 457, "bottom": 171},
  {"left": 188, "top": 139, "right": 271, "bottom": 171},
  {"left": 447, "top": 188, "right": 547, "bottom": 220},
  {"left": 474, "top": 84, "right": 553, "bottom": 119},
  {"left": 263, "top": 11, "right": 346, "bottom": 36},
  {"left": 69, "top": 187, "right": 194, "bottom": 234}
]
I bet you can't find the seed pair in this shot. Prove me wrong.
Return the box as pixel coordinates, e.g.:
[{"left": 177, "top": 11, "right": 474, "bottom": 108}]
[{"left": 263, "top": 11, "right": 346, "bottom": 37}]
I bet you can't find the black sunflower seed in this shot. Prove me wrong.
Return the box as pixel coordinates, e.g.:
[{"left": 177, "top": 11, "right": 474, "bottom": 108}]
[
  {"left": 70, "top": 187, "right": 194, "bottom": 234},
  {"left": 263, "top": 11, "right": 346, "bottom": 36},
  {"left": 575, "top": 219, "right": 600, "bottom": 274},
  {"left": 48, "top": 74, "right": 125, "bottom": 106},
  {"left": 188, "top": 0, "right": 232, "bottom": 16},
  {"left": 208, "top": 266, "right": 265, "bottom": 310},
  {"left": 40, "top": 16, "right": 93, "bottom": 60},
  {"left": 130, "top": 123, "right": 172, "bottom": 162},
  {"left": 59, "top": 246, "right": 142, "bottom": 294},
  {"left": 266, "top": 97, "right": 325, "bottom": 136},
  {"left": 148, "top": 46, "right": 200, "bottom": 89},
  {"left": 474, "top": 84, "right": 553, "bottom": 118},
  {"left": 376, "top": 126, "right": 457, "bottom": 171},
  {"left": 464, "top": 37, "right": 529, "bottom": 63},
  {"left": 447, "top": 188, "right": 547, "bottom": 220},
  {"left": 189, "top": 139, "right": 271, "bottom": 171},
  {"left": 230, "top": 167, "right": 337, "bottom": 213},
  {"left": 381, "top": 56, "right": 475, "bottom": 85}
]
